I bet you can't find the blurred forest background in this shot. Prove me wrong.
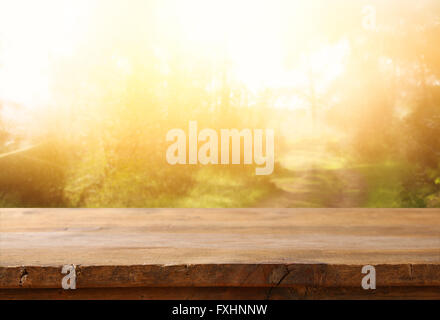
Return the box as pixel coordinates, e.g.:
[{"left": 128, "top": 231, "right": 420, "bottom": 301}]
[{"left": 0, "top": 0, "right": 439, "bottom": 208}]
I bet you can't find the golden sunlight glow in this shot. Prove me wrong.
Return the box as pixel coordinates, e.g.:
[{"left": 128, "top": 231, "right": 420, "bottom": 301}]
[
  {"left": 1, "top": 0, "right": 439, "bottom": 209},
  {"left": 155, "top": 0, "right": 346, "bottom": 101},
  {"left": 0, "top": 0, "right": 346, "bottom": 112},
  {"left": 0, "top": 0, "right": 90, "bottom": 109}
]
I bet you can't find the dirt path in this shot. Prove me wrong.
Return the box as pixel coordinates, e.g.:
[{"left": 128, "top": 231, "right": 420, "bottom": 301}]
[
  {"left": 328, "top": 168, "right": 367, "bottom": 208},
  {"left": 257, "top": 145, "right": 367, "bottom": 208}
]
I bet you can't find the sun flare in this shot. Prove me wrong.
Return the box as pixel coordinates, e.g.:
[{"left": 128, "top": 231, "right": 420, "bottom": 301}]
[
  {"left": 0, "top": 0, "right": 90, "bottom": 110},
  {"left": 0, "top": 0, "right": 347, "bottom": 113},
  {"left": 0, "top": 0, "right": 439, "bottom": 210}
]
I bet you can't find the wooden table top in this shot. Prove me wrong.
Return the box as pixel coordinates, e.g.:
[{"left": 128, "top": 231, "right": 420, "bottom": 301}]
[{"left": 1, "top": 208, "right": 439, "bottom": 290}]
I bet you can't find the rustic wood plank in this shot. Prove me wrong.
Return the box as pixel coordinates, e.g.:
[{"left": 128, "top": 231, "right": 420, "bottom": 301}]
[
  {"left": 2, "top": 287, "right": 440, "bottom": 300},
  {"left": 0, "top": 209, "right": 439, "bottom": 298}
]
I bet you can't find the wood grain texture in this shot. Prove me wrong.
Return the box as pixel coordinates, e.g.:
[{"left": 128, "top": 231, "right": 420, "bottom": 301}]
[
  {"left": 2, "top": 287, "right": 440, "bottom": 300},
  {"left": 0, "top": 208, "right": 439, "bottom": 299}
]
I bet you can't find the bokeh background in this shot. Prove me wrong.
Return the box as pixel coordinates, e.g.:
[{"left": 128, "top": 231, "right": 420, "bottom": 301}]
[{"left": 0, "top": 0, "right": 439, "bottom": 208}]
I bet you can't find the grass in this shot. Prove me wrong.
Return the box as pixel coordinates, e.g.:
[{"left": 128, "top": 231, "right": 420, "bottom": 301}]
[
  {"left": 1, "top": 140, "right": 434, "bottom": 208},
  {"left": 62, "top": 157, "right": 275, "bottom": 208},
  {"left": 0, "top": 192, "right": 21, "bottom": 207},
  {"left": 356, "top": 161, "right": 412, "bottom": 208},
  {"left": 175, "top": 166, "right": 276, "bottom": 208}
]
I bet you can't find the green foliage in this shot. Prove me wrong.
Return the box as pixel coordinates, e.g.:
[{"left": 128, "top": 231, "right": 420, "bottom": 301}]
[
  {"left": 0, "top": 143, "right": 69, "bottom": 207},
  {"left": 175, "top": 166, "right": 275, "bottom": 208},
  {"left": 1, "top": 0, "right": 440, "bottom": 208},
  {"left": 355, "top": 162, "right": 414, "bottom": 208}
]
